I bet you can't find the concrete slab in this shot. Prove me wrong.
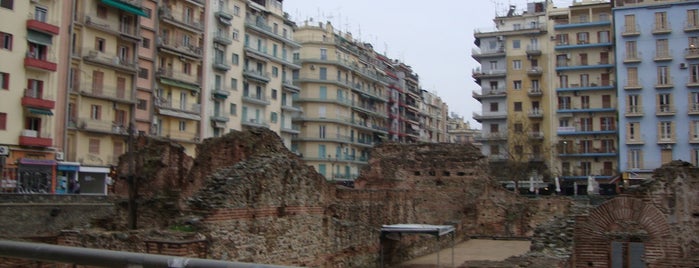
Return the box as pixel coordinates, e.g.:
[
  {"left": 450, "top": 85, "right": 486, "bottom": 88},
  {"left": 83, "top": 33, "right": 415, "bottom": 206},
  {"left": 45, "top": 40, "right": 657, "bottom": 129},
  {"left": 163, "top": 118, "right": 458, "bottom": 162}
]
[{"left": 395, "top": 239, "right": 531, "bottom": 267}]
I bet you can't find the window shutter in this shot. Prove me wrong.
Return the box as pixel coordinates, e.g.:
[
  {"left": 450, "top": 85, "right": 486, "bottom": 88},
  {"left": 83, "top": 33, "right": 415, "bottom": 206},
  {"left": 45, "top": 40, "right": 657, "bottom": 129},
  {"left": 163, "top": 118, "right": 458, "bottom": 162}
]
[
  {"left": 0, "top": 113, "right": 6, "bottom": 130},
  {"left": 116, "top": 77, "right": 126, "bottom": 98},
  {"left": 671, "top": 122, "right": 676, "bottom": 140},
  {"left": 657, "top": 122, "right": 662, "bottom": 141}
]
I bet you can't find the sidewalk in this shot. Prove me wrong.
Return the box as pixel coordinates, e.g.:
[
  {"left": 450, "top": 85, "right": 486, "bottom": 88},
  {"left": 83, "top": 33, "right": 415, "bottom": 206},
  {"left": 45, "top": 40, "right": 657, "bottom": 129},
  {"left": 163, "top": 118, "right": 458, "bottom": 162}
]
[{"left": 396, "top": 239, "right": 531, "bottom": 267}]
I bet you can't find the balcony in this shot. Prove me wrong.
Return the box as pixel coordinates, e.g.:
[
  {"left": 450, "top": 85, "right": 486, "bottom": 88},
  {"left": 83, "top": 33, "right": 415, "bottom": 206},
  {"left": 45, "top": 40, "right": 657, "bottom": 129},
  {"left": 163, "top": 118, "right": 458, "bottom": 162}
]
[
  {"left": 24, "top": 52, "right": 57, "bottom": 72},
  {"left": 158, "top": 7, "right": 204, "bottom": 33},
  {"left": 556, "top": 105, "right": 616, "bottom": 114},
  {"left": 156, "top": 68, "right": 201, "bottom": 92},
  {"left": 157, "top": 36, "right": 203, "bottom": 59},
  {"left": 213, "top": 32, "right": 233, "bottom": 45},
  {"left": 242, "top": 93, "right": 270, "bottom": 106},
  {"left": 242, "top": 118, "right": 269, "bottom": 128},
  {"left": 84, "top": 15, "right": 139, "bottom": 42},
  {"left": 82, "top": 49, "right": 137, "bottom": 73},
  {"left": 212, "top": 59, "right": 231, "bottom": 71},
  {"left": 471, "top": 47, "right": 505, "bottom": 61},
  {"left": 656, "top": 105, "right": 676, "bottom": 116},
  {"left": 558, "top": 147, "right": 617, "bottom": 158},
  {"left": 654, "top": 78, "right": 674, "bottom": 89},
  {"left": 526, "top": 45, "right": 541, "bottom": 57},
  {"left": 281, "top": 104, "right": 302, "bottom": 113},
  {"left": 686, "top": 21, "right": 699, "bottom": 32},
  {"left": 472, "top": 112, "right": 506, "bottom": 122},
  {"left": 556, "top": 60, "right": 614, "bottom": 72},
  {"left": 653, "top": 50, "right": 673, "bottom": 62},
  {"left": 282, "top": 80, "right": 301, "bottom": 93},
  {"left": 624, "top": 106, "right": 644, "bottom": 117},
  {"left": 554, "top": 41, "right": 613, "bottom": 51},
  {"left": 527, "top": 67, "right": 543, "bottom": 77},
  {"left": 26, "top": 14, "right": 59, "bottom": 35},
  {"left": 472, "top": 88, "right": 506, "bottom": 101},
  {"left": 657, "top": 134, "right": 676, "bottom": 144},
  {"left": 211, "top": 88, "right": 230, "bottom": 99},
  {"left": 22, "top": 89, "right": 55, "bottom": 110},
  {"left": 215, "top": 8, "right": 234, "bottom": 21},
  {"left": 623, "top": 51, "right": 642, "bottom": 63},
  {"left": 652, "top": 22, "right": 672, "bottom": 35},
  {"left": 686, "top": 47, "right": 699, "bottom": 60},
  {"left": 162, "top": 130, "right": 200, "bottom": 143},
  {"left": 623, "top": 79, "right": 643, "bottom": 90},
  {"left": 626, "top": 137, "right": 645, "bottom": 145},
  {"left": 528, "top": 109, "right": 544, "bottom": 118},
  {"left": 154, "top": 99, "right": 202, "bottom": 119},
  {"left": 622, "top": 24, "right": 640, "bottom": 37},
  {"left": 556, "top": 82, "right": 615, "bottom": 92},
  {"left": 245, "top": 44, "right": 301, "bottom": 70},
  {"left": 528, "top": 131, "right": 544, "bottom": 140},
  {"left": 473, "top": 132, "right": 507, "bottom": 141},
  {"left": 19, "top": 129, "right": 52, "bottom": 147},
  {"left": 210, "top": 113, "right": 229, "bottom": 123},
  {"left": 553, "top": 17, "right": 611, "bottom": 30},
  {"left": 689, "top": 103, "right": 699, "bottom": 115},
  {"left": 76, "top": 119, "right": 129, "bottom": 135},
  {"left": 527, "top": 88, "right": 543, "bottom": 97},
  {"left": 243, "top": 69, "right": 271, "bottom": 83},
  {"left": 244, "top": 17, "right": 301, "bottom": 48},
  {"left": 473, "top": 22, "right": 547, "bottom": 38},
  {"left": 75, "top": 82, "right": 135, "bottom": 103},
  {"left": 472, "top": 68, "right": 506, "bottom": 79}
]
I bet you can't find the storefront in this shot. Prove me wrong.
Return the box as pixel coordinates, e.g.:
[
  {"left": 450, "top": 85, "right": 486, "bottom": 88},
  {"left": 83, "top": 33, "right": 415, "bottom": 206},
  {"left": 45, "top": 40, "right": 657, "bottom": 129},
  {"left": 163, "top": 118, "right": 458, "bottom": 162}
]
[
  {"left": 17, "top": 158, "right": 56, "bottom": 194},
  {"left": 77, "top": 166, "right": 109, "bottom": 195},
  {"left": 56, "top": 162, "right": 80, "bottom": 194}
]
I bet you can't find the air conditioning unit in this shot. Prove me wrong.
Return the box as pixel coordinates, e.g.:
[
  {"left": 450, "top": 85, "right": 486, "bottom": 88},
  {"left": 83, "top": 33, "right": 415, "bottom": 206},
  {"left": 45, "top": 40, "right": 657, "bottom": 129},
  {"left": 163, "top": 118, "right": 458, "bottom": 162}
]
[
  {"left": 55, "top": 152, "right": 64, "bottom": 161},
  {"left": 680, "top": 63, "right": 688, "bottom": 69},
  {"left": 566, "top": 53, "right": 571, "bottom": 59},
  {"left": 310, "top": 65, "right": 316, "bottom": 70},
  {"left": 497, "top": 36, "right": 504, "bottom": 41}
]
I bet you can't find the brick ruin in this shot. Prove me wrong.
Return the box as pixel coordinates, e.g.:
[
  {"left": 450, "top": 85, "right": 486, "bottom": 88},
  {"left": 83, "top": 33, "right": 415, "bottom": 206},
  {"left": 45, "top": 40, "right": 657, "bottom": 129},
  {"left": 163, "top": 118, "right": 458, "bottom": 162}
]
[{"left": 0, "top": 128, "right": 697, "bottom": 267}]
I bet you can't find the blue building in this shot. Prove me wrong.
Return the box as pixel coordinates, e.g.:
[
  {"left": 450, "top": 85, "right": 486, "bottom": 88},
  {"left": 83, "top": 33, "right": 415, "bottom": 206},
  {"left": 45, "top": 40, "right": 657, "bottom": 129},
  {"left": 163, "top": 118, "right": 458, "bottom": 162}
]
[{"left": 614, "top": 0, "right": 699, "bottom": 179}]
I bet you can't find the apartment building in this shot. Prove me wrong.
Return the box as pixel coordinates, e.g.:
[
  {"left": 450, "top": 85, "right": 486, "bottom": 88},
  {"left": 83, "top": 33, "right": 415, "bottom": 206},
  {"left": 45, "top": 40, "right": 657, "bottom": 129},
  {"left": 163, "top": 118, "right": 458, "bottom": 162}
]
[
  {"left": 293, "top": 21, "right": 390, "bottom": 181},
  {"left": 472, "top": 2, "right": 550, "bottom": 178},
  {"left": 551, "top": 0, "right": 617, "bottom": 189},
  {"left": 615, "top": 0, "right": 699, "bottom": 179},
  {"left": 447, "top": 114, "right": 481, "bottom": 145},
  {"left": 382, "top": 61, "right": 423, "bottom": 143},
  {"left": 420, "top": 90, "right": 447, "bottom": 142},
  {"left": 0, "top": 0, "right": 70, "bottom": 193}
]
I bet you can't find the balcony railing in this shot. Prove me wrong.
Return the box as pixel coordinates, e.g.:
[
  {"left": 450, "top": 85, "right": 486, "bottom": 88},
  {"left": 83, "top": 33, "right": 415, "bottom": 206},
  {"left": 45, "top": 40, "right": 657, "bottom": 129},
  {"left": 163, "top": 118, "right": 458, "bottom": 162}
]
[
  {"left": 19, "top": 129, "right": 52, "bottom": 147},
  {"left": 624, "top": 78, "right": 643, "bottom": 90},
  {"left": 159, "top": 7, "right": 204, "bottom": 32},
  {"left": 625, "top": 105, "right": 644, "bottom": 117},
  {"left": 213, "top": 32, "right": 232, "bottom": 45},
  {"left": 622, "top": 24, "right": 640, "bottom": 36},
  {"left": 84, "top": 15, "right": 138, "bottom": 39},
  {"left": 624, "top": 51, "right": 642, "bottom": 63},
  {"left": 155, "top": 98, "right": 201, "bottom": 114},
  {"left": 24, "top": 52, "right": 57, "bottom": 72},
  {"left": 689, "top": 103, "right": 699, "bottom": 114},
  {"left": 527, "top": 88, "right": 543, "bottom": 97},
  {"left": 686, "top": 47, "right": 699, "bottom": 59},
  {"left": 242, "top": 69, "right": 271, "bottom": 83},
  {"left": 653, "top": 49, "right": 673, "bottom": 61},
  {"left": 156, "top": 67, "right": 202, "bottom": 85},
  {"left": 76, "top": 82, "right": 134, "bottom": 102},
  {"left": 77, "top": 119, "right": 129, "bottom": 135},
  {"left": 244, "top": 17, "right": 300, "bottom": 47},
  {"left": 652, "top": 21, "right": 672, "bottom": 34},
  {"left": 22, "top": 88, "right": 55, "bottom": 110},
  {"left": 83, "top": 49, "right": 137, "bottom": 72},
  {"left": 528, "top": 109, "right": 544, "bottom": 118},
  {"left": 157, "top": 36, "right": 203, "bottom": 58},
  {"left": 656, "top": 105, "right": 676, "bottom": 115},
  {"left": 26, "top": 13, "right": 59, "bottom": 35},
  {"left": 686, "top": 20, "right": 699, "bottom": 32}
]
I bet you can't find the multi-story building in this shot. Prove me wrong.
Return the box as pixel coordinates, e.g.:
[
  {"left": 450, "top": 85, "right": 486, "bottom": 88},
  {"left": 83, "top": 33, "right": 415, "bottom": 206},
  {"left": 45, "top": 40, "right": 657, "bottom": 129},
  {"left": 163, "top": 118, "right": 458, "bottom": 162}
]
[
  {"left": 615, "top": 0, "right": 699, "bottom": 179},
  {"left": 551, "top": 0, "right": 617, "bottom": 188},
  {"left": 420, "top": 90, "right": 447, "bottom": 142},
  {"left": 472, "top": 1, "right": 550, "bottom": 178},
  {"left": 447, "top": 114, "right": 481, "bottom": 145},
  {"left": 0, "top": 0, "right": 70, "bottom": 193},
  {"left": 293, "top": 21, "right": 390, "bottom": 182}
]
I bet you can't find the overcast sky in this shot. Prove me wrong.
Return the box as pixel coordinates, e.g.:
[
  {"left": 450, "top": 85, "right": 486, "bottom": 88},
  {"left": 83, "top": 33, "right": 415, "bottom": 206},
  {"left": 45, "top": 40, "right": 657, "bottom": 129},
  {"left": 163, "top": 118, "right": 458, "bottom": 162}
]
[{"left": 284, "top": 0, "right": 574, "bottom": 128}]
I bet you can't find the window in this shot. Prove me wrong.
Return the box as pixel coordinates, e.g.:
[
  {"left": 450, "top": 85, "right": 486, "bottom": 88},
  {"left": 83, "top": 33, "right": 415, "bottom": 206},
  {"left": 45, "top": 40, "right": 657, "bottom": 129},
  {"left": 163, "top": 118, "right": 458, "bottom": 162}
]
[
  {"left": 657, "top": 66, "right": 670, "bottom": 86},
  {"left": 628, "top": 95, "right": 640, "bottom": 113},
  {"left": 0, "top": 0, "right": 12, "bottom": 9},
  {"left": 627, "top": 122, "right": 638, "bottom": 141},
  {"left": 319, "top": 125, "right": 326, "bottom": 138},
  {"left": 624, "top": 14, "right": 636, "bottom": 33},
  {"left": 90, "top": 105, "right": 101, "bottom": 120},
  {"left": 142, "top": 38, "right": 150, "bottom": 48},
  {"left": 598, "top": 31, "right": 610, "bottom": 43},
  {"left": 514, "top": 145, "right": 523, "bottom": 155},
  {"left": 514, "top": 102, "right": 522, "bottom": 112},
  {"left": 272, "top": 66, "right": 278, "bottom": 77},
  {"left": 693, "top": 149, "right": 699, "bottom": 167},
  {"left": 27, "top": 79, "right": 43, "bottom": 99},
  {"left": 230, "top": 103, "right": 236, "bottom": 115},
  {"left": 233, "top": 5, "right": 240, "bottom": 16},
  {"left": 691, "top": 121, "right": 699, "bottom": 140},
  {"left": 531, "top": 80, "right": 540, "bottom": 90},
  {"left": 270, "top": 112, "right": 278, "bottom": 123},
  {"left": 629, "top": 149, "right": 642, "bottom": 169},
  {"left": 656, "top": 39, "right": 669, "bottom": 58},
  {"left": 138, "top": 68, "right": 148, "bottom": 79},
  {"left": 319, "top": 67, "right": 327, "bottom": 80},
  {"left": 0, "top": 72, "right": 8, "bottom": 89},
  {"left": 600, "top": 117, "right": 615, "bottom": 131},
  {"left": 489, "top": 61, "right": 498, "bottom": 70},
  {"left": 654, "top": 12, "right": 668, "bottom": 31},
  {"left": 513, "top": 80, "right": 522, "bottom": 90},
  {"left": 490, "top": 145, "right": 500, "bottom": 156},
  {"left": 95, "top": 37, "right": 105, "bottom": 52},
  {"left": 691, "top": 92, "right": 699, "bottom": 112},
  {"left": 580, "top": 74, "right": 590, "bottom": 87},
  {"left": 625, "top": 41, "right": 637, "bottom": 59},
  {"left": 512, "top": 60, "right": 521, "bottom": 70},
  {"left": 690, "top": 64, "right": 699, "bottom": 84},
  {"left": 580, "top": 95, "right": 590, "bottom": 109},
  {"left": 0, "top": 112, "right": 5, "bottom": 130},
  {"left": 576, "top": 32, "right": 589, "bottom": 44},
  {"left": 659, "top": 121, "right": 673, "bottom": 140},
  {"left": 489, "top": 102, "right": 499, "bottom": 112},
  {"left": 488, "top": 41, "right": 497, "bottom": 50},
  {"left": 627, "top": 67, "right": 639, "bottom": 86},
  {"left": 232, "top": 53, "right": 239, "bottom": 65},
  {"left": 271, "top": 89, "right": 277, "bottom": 100},
  {"left": 0, "top": 32, "right": 12, "bottom": 50},
  {"left": 658, "top": 93, "right": 672, "bottom": 112},
  {"left": 97, "top": 5, "right": 107, "bottom": 18},
  {"left": 143, "top": 8, "right": 152, "bottom": 18},
  {"left": 558, "top": 96, "right": 571, "bottom": 110},
  {"left": 232, "top": 29, "right": 239, "bottom": 41},
  {"left": 182, "top": 62, "right": 191, "bottom": 75},
  {"left": 320, "top": 48, "right": 327, "bottom": 60},
  {"left": 514, "top": 123, "right": 523, "bottom": 133},
  {"left": 556, "top": 33, "right": 569, "bottom": 45},
  {"left": 490, "top": 123, "right": 499, "bottom": 133},
  {"left": 513, "top": 24, "right": 521, "bottom": 30},
  {"left": 689, "top": 9, "right": 699, "bottom": 28},
  {"left": 89, "top": 139, "right": 100, "bottom": 154},
  {"left": 231, "top": 78, "right": 238, "bottom": 90},
  {"left": 512, "top": 40, "right": 520, "bottom": 49},
  {"left": 580, "top": 117, "right": 593, "bottom": 131},
  {"left": 137, "top": 99, "right": 147, "bottom": 110}
]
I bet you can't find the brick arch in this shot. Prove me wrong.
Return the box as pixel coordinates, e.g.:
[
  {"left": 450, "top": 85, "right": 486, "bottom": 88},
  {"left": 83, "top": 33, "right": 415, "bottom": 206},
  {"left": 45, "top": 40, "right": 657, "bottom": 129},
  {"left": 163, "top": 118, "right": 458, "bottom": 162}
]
[{"left": 575, "top": 196, "right": 681, "bottom": 266}]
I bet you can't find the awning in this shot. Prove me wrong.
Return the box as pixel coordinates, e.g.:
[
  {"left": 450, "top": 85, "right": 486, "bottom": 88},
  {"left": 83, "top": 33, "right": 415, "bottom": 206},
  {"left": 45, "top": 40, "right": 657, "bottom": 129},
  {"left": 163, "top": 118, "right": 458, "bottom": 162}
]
[
  {"left": 28, "top": 108, "right": 54, "bottom": 116},
  {"left": 218, "top": 17, "right": 232, "bottom": 26},
  {"left": 212, "top": 121, "right": 226, "bottom": 128},
  {"left": 27, "top": 30, "right": 53, "bottom": 46},
  {"left": 410, "top": 124, "right": 420, "bottom": 130},
  {"left": 159, "top": 78, "right": 200, "bottom": 92},
  {"left": 158, "top": 109, "right": 202, "bottom": 121},
  {"left": 100, "top": 0, "right": 148, "bottom": 17},
  {"left": 57, "top": 163, "right": 80, "bottom": 172},
  {"left": 79, "top": 166, "right": 109, "bottom": 173},
  {"left": 381, "top": 224, "right": 455, "bottom": 237}
]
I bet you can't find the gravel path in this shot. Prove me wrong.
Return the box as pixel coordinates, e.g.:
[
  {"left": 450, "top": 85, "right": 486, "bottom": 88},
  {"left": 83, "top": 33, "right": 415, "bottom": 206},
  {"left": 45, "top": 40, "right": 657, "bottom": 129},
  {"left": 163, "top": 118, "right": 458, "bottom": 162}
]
[{"left": 395, "top": 239, "right": 531, "bottom": 267}]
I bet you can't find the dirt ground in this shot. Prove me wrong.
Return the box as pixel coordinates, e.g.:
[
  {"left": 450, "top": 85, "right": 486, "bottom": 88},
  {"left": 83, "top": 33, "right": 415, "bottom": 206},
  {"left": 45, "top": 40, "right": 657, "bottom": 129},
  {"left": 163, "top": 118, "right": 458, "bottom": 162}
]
[{"left": 395, "top": 239, "right": 531, "bottom": 267}]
